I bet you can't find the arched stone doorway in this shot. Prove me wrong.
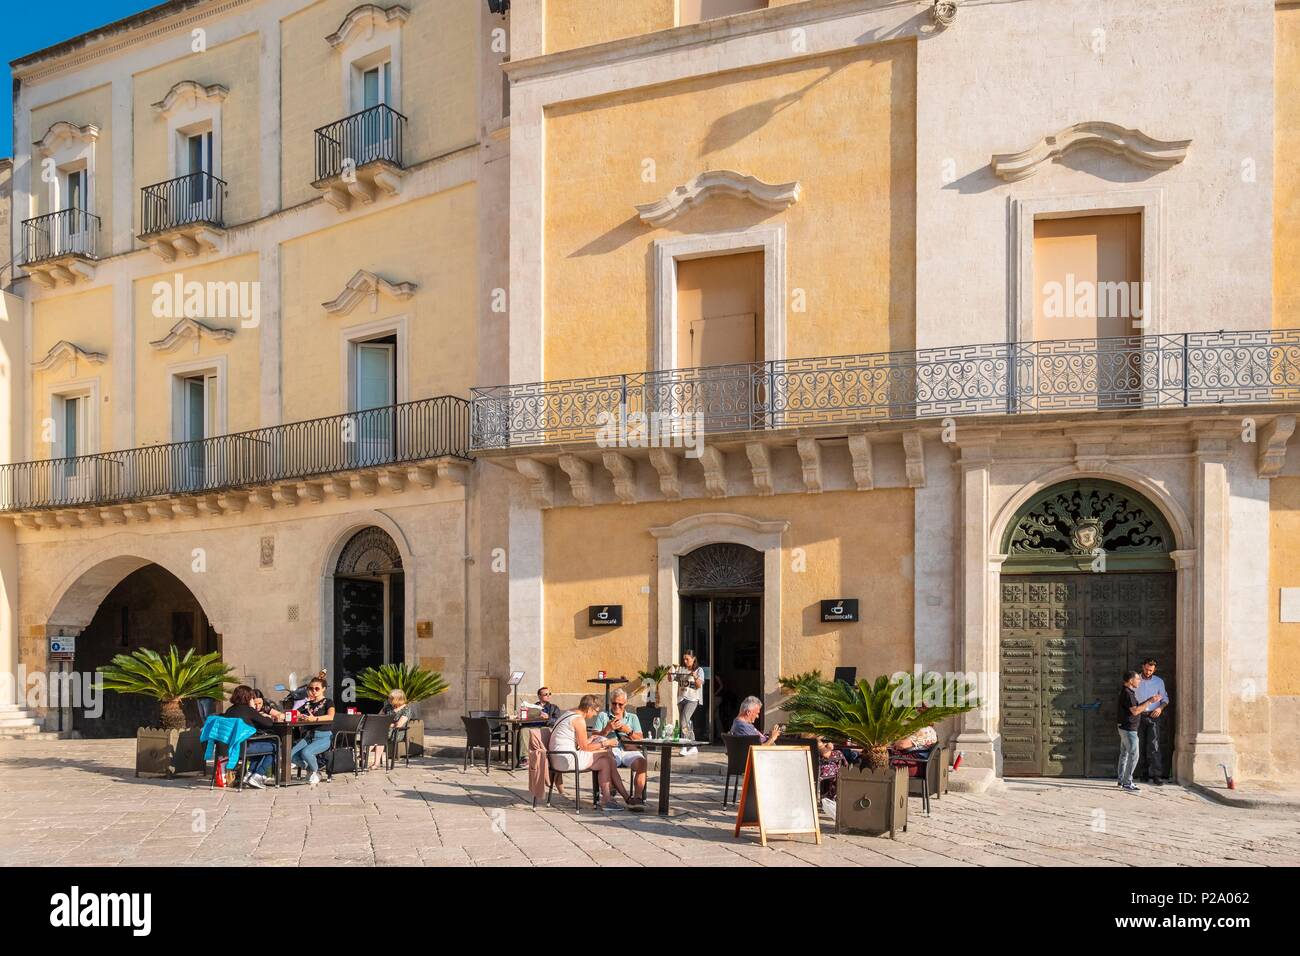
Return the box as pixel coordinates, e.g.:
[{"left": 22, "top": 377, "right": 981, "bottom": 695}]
[
  {"left": 332, "top": 526, "right": 404, "bottom": 710},
  {"left": 73, "top": 563, "right": 221, "bottom": 738},
  {"left": 678, "top": 542, "right": 764, "bottom": 743},
  {"left": 998, "top": 478, "right": 1176, "bottom": 778}
]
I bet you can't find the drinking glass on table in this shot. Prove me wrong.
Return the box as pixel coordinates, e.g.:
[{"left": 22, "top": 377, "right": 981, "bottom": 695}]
[{"left": 652, "top": 716, "right": 662, "bottom": 739}]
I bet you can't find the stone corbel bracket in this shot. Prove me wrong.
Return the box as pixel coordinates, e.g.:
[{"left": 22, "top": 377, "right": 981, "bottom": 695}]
[
  {"left": 152, "top": 80, "right": 229, "bottom": 117},
  {"left": 326, "top": 4, "right": 409, "bottom": 47},
  {"left": 991, "top": 122, "right": 1191, "bottom": 182},
  {"left": 1258, "top": 415, "right": 1297, "bottom": 479},
  {"left": 32, "top": 340, "right": 106, "bottom": 374},
  {"left": 322, "top": 269, "right": 418, "bottom": 316},
  {"left": 149, "top": 317, "right": 236, "bottom": 353},
  {"left": 635, "top": 170, "right": 801, "bottom": 226},
  {"left": 516, "top": 457, "right": 554, "bottom": 509}
]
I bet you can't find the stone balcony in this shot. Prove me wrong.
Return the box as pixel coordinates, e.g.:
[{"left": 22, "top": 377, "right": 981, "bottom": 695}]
[
  {"left": 0, "top": 396, "right": 471, "bottom": 529},
  {"left": 470, "top": 330, "right": 1300, "bottom": 508}
]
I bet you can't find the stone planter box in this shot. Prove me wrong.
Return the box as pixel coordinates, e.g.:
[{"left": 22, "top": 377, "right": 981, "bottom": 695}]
[
  {"left": 836, "top": 764, "right": 909, "bottom": 838},
  {"left": 135, "top": 727, "right": 206, "bottom": 778},
  {"left": 402, "top": 719, "right": 425, "bottom": 758}
]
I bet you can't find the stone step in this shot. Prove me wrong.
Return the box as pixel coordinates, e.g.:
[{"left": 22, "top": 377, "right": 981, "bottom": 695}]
[{"left": 0, "top": 707, "right": 48, "bottom": 738}]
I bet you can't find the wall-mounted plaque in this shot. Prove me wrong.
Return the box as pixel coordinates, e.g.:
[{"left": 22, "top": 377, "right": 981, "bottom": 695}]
[
  {"left": 820, "top": 599, "right": 859, "bottom": 622},
  {"left": 589, "top": 605, "right": 622, "bottom": 627}
]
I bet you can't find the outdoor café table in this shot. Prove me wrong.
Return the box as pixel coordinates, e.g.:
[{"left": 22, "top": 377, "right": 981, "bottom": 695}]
[
  {"left": 631, "top": 737, "right": 693, "bottom": 816},
  {"left": 498, "top": 715, "right": 550, "bottom": 768},
  {"left": 587, "top": 675, "right": 627, "bottom": 714},
  {"left": 267, "top": 719, "right": 336, "bottom": 786}
]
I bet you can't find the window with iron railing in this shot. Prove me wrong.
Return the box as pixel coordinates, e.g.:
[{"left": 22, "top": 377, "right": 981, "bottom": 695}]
[
  {"left": 314, "top": 103, "right": 407, "bottom": 182},
  {"left": 139, "top": 170, "right": 226, "bottom": 237}
]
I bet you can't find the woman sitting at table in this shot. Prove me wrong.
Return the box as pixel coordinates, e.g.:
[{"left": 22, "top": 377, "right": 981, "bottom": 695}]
[
  {"left": 817, "top": 737, "right": 849, "bottom": 800},
  {"left": 890, "top": 721, "right": 939, "bottom": 778},
  {"left": 367, "top": 689, "right": 411, "bottom": 770},
  {"left": 548, "top": 694, "right": 642, "bottom": 812},
  {"left": 224, "top": 685, "right": 281, "bottom": 789},
  {"left": 290, "top": 677, "right": 336, "bottom": 787}
]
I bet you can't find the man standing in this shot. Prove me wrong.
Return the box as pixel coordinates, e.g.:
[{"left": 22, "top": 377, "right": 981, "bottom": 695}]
[
  {"left": 1117, "top": 670, "right": 1164, "bottom": 792},
  {"left": 1135, "top": 658, "right": 1170, "bottom": 785}
]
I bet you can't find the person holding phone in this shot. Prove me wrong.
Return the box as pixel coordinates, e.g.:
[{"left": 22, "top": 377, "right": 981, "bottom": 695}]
[
  {"left": 675, "top": 650, "right": 705, "bottom": 755},
  {"left": 593, "top": 688, "right": 648, "bottom": 806},
  {"left": 730, "top": 696, "right": 782, "bottom": 744},
  {"left": 290, "top": 677, "right": 335, "bottom": 787},
  {"left": 1118, "top": 670, "right": 1163, "bottom": 792}
]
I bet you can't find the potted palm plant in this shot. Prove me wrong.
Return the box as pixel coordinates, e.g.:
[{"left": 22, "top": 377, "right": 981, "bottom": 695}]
[
  {"left": 97, "top": 646, "right": 236, "bottom": 778},
  {"left": 355, "top": 663, "right": 449, "bottom": 757},
  {"left": 781, "top": 674, "right": 977, "bottom": 837},
  {"left": 778, "top": 670, "right": 823, "bottom": 695}
]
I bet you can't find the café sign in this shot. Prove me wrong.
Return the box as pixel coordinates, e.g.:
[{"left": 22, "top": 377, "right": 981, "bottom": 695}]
[
  {"left": 589, "top": 605, "right": 623, "bottom": 627},
  {"left": 820, "top": 599, "right": 859, "bottom": 623}
]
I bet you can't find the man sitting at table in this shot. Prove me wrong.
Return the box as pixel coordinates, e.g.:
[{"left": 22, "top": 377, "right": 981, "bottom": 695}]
[
  {"left": 593, "top": 688, "right": 648, "bottom": 804},
  {"left": 537, "top": 687, "right": 561, "bottom": 722},
  {"left": 730, "top": 696, "right": 782, "bottom": 744}
]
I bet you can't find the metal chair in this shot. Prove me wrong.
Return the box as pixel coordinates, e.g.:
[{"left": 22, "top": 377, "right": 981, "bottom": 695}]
[
  {"left": 355, "top": 712, "right": 397, "bottom": 775},
  {"left": 322, "top": 713, "right": 364, "bottom": 777},
  {"left": 461, "top": 715, "right": 497, "bottom": 773},
  {"left": 387, "top": 718, "right": 413, "bottom": 770},
  {"left": 891, "top": 744, "right": 946, "bottom": 815},
  {"left": 721, "top": 733, "right": 759, "bottom": 806},
  {"left": 542, "top": 748, "right": 602, "bottom": 813},
  {"left": 234, "top": 733, "right": 281, "bottom": 790},
  {"left": 469, "top": 710, "right": 511, "bottom": 763}
]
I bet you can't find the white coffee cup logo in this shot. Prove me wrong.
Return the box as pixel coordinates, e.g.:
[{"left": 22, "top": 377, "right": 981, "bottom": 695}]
[
  {"left": 831, "top": 603, "right": 844, "bottom": 616},
  {"left": 597, "top": 608, "right": 609, "bottom": 620}
]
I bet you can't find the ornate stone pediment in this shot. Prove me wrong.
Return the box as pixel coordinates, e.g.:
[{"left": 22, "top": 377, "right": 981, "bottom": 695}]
[
  {"left": 33, "top": 340, "right": 106, "bottom": 374},
  {"left": 322, "top": 269, "right": 418, "bottom": 315},
  {"left": 148, "top": 318, "right": 236, "bottom": 353},
  {"left": 991, "top": 122, "right": 1190, "bottom": 182},
  {"left": 34, "top": 121, "right": 99, "bottom": 157},
  {"left": 635, "top": 170, "right": 801, "bottom": 226},
  {"left": 326, "top": 4, "right": 409, "bottom": 47},
  {"left": 152, "top": 80, "right": 229, "bottom": 117}
]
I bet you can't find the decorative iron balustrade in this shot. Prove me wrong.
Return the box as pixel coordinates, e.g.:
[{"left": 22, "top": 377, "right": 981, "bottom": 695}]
[
  {"left": 21, "top": 208, "right": 101, "bottom": 263},
  {"left": 314, "top": 103, "right": 407, "bottom": 182},
  {"left": 470, "top": 330, "right": 1300, "bottom": 449},
  {"left": 0, "top": 396, "right": 470, "bottom": 513},
  {"left": 139, "top": 170, "right": 226, "bottom": 236}
]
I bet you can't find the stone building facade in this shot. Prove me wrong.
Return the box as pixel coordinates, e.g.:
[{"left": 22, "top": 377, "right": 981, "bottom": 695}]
[{"left": 3, "top": 0, "right": 1300, "bottom": 786}]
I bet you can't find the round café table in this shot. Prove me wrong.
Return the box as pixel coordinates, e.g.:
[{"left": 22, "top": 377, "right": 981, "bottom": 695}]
[{"left": 587, "top": 676, "right": 627, "bottom": 714}]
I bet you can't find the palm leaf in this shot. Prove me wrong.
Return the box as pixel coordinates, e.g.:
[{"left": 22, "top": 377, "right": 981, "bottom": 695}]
[
  {"left": 779, "top": 673, "right": 979, "bottom": 752},
  {"left": 354, "top": 664, "right": 449, "bottom": 704}
]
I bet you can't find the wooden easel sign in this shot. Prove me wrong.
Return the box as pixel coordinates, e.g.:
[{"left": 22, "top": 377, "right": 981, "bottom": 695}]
[{"left": 733, "top": 745, "right": 822, "bottom": 847}]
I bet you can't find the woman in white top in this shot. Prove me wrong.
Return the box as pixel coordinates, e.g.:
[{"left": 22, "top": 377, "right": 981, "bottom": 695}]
[
  {"left": 675, "top": 650, "right": 705, "bottom": 755},
  {"left": 548, "top": 694, "right": 640, "bottom": 812}
]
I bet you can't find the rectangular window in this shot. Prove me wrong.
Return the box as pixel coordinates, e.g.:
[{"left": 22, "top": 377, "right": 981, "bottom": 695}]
[
  {"left": 1032, "top": 213, "right": 1141, "bottom": 342},
  {"left": 351, "top": 335, "right": 397, "bottom": 465},
  {"left": 175, "top": 372, "right": 220, "bottom": 489},
  {"left": 675, "top": 251, "right": 764, "bottom": 368}
]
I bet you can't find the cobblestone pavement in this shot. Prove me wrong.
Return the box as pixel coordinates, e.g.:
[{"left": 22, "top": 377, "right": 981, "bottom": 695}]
[{"left": 2, "top": 739, "right": 1298, "bottom": 867}]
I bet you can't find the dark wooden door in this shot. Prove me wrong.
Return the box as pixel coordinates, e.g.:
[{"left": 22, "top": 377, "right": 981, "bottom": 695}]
[
  {"left": 333, "top": 577, "right": 385, "bottom": 705},
  {"left": 1000, "top": 572, "right": 1174, "bottom": 777}
]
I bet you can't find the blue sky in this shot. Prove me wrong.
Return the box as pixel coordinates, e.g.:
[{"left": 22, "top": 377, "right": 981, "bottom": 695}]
[{"left": 3, "top": 2, "right": 161, "bottom": 158}]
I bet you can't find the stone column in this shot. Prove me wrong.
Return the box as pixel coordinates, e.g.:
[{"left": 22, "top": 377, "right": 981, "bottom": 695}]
[
  {"left": 1177, "top": 430, "right": 1237, "bottom": 782},
  {"left": 952, "top": 435, "right": 999, "bottom": 786}
]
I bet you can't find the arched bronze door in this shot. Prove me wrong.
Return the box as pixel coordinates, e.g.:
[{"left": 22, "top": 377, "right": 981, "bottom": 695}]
[
  {"left": 999, "top": 480, "right": 1176, "bottom": 778},
  {"left": 333, "top": 527, "right": 404, "bottom": 710}
]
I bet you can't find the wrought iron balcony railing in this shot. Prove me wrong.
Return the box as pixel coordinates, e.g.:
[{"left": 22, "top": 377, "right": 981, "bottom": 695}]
[
  {"left": 314, "top": 103, "right": 407, "bottom": 182},
  {"left": 0, "top": 396, "right": 470, "bottom": 513},
  {"left": 139, "top": 170, "right": 226, "bottom": 237},
  {"left": 470, "top": 330, "right": 1300, "bottom": 449},
  {"left": 21, "top": 208, "right": 100, "bottom": 263}
]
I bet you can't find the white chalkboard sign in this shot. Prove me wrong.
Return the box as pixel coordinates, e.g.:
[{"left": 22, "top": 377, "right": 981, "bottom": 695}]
[{"left": 733, "top": 745, "right": 822, "bottom": 847}]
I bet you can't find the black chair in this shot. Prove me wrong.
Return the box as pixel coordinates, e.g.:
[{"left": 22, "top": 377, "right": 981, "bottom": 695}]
[
  {"left": 234, "top": 733, "right": 281, "bottom": 790},
  {"left": 355, "top": 713, "right": 397, "bottom": 775},
  {"left": 721, "top": 733, "right": 758, "bottom": 806},
  {"left": 542, "top": 748, "right": 602, "bottom": 813},
  {"left": 387, "top": 718, "right": 413, "bottom": 770},
  {"left": 321, "top": 713, "right": 364, "bottom": 778},
  {"left": 891, "top": 745, "right": 946, "bottom": 815},
  {"left": 462, "top": 715, "right": 497, "bottom": 774},
  {"left": 469, "top": 710, "right": 511, "bottom": 763}
]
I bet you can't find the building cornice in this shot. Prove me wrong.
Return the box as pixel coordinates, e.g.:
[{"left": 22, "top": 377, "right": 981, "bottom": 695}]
[
  {"left": 12, "top": 0, "right": 253, "bottom": 84},
  {"left": 504, "top": 0, "right": 888, "bottom": 86}
]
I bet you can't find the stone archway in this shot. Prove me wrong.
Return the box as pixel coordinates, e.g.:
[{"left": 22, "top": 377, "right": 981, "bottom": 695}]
[
  {"left": 328, "top": 525, "right": 406, "bottom": 709},
  {"left": 996, "top": 479, "right": 1177, "bottom": 778},
  {"left": 40, "top": 556, "right": 223, "bottom": 738}
]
